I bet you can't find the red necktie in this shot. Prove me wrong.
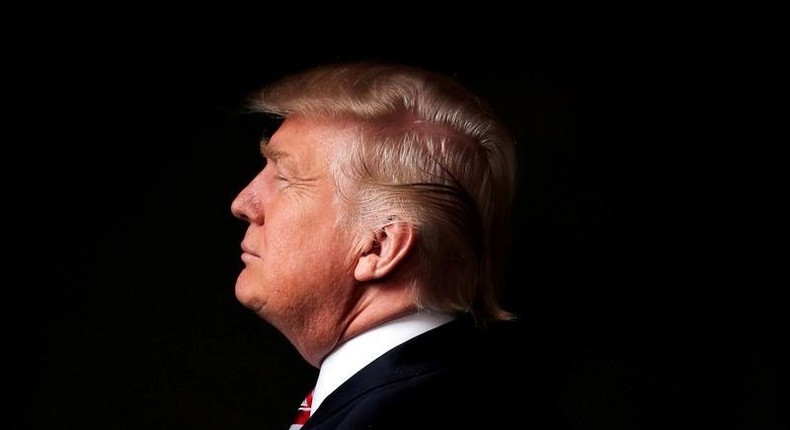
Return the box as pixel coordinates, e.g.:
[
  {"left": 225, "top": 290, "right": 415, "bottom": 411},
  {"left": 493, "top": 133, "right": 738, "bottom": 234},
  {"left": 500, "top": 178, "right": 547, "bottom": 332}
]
[{"left": 288, "top": 389, "right": 313, "bottom": 430}]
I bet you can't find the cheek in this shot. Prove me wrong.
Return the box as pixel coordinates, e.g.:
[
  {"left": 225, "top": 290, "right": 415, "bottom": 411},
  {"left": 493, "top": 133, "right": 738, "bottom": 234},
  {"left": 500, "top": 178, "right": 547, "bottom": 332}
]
[
  {"left": 269, "top": 195, "right": 343, "bottom": 254},
  {"left": 273, "top": 219, "right": 356, "bottom": 284}
]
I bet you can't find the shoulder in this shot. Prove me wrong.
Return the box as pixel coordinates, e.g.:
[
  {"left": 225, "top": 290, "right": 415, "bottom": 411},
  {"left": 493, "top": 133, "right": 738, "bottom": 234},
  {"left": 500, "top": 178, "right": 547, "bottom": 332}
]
[
  {"left": 322, "top": 364, "right": 568, "bottom": 429},
  {"left": 309, "top": 317, "right": 570, "bottom": 429}
]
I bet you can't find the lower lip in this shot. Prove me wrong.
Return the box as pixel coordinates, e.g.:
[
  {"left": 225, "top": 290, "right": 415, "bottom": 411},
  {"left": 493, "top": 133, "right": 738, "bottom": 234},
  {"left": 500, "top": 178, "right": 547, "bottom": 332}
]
[{"left": 240, "top": 252, "right": 258, "bottom": 263}]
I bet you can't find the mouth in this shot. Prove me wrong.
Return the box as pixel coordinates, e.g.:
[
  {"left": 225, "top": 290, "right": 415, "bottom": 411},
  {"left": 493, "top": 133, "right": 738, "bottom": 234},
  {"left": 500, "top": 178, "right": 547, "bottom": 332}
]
[{"left": 240, "top": 244, "right": 259, "bottom": 262}]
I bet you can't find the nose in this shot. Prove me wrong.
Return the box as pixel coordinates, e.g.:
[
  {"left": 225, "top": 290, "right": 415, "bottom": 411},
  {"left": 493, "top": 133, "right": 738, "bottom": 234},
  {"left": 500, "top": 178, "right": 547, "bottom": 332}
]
[
  {"left": 230, "top": 186, "right": 249, "bottom": 221},
  {"left": 230, "top": 180, "right": 262, "bottom": 223}
]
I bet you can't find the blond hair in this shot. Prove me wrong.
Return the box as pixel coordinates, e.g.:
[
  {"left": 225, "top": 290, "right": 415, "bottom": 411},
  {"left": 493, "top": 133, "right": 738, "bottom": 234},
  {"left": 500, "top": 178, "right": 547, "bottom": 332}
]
[{"left": 249, "top": 61, "right": 518, "bottom": 322}]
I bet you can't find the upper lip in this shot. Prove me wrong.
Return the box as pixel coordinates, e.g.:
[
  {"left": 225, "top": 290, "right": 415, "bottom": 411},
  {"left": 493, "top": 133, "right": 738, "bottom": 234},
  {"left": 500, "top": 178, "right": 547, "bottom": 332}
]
[{"left": 241, "top": 243, "right": 258, "bottom": 257}]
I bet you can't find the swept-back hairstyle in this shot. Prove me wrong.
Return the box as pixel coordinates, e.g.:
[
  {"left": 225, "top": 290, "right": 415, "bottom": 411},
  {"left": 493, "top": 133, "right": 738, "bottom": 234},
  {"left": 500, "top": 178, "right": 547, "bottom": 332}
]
[{"left": 249, "top": 61, "right": 518, "bottom": 322}]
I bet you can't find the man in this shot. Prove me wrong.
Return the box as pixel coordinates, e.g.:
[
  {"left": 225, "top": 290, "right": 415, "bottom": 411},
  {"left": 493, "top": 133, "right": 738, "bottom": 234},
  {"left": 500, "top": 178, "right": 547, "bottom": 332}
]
[{"left": 231, "top": 61, "right": 565, "bottom": 429}]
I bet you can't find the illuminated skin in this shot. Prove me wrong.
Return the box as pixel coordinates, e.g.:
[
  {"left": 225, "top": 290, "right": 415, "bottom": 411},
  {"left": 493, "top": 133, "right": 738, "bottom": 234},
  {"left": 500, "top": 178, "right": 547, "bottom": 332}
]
[{"left": 230, "top": 116, "right": 415, "bottom": 367}]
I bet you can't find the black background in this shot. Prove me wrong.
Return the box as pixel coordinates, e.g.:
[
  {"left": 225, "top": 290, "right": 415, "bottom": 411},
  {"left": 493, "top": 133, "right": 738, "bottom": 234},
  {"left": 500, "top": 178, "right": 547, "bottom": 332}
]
[{"left": 15, "top": 33, "right": 780, "bottom": 430}]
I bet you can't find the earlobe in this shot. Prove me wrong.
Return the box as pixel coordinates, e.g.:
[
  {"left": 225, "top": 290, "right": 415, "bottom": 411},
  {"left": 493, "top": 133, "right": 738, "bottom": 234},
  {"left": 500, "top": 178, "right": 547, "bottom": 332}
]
[{"left": 354, "top": 222, "right": 416, "bottom": 282}]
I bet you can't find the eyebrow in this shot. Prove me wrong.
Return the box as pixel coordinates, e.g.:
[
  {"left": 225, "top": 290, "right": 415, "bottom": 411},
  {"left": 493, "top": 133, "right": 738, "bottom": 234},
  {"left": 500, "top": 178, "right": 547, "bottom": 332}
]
[{"left": 260, "top": 140, "right": 290, "bottom": 163}]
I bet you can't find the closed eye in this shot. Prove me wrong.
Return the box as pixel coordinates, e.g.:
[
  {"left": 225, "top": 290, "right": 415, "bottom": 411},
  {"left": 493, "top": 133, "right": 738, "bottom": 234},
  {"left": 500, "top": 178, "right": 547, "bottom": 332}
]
[{"left": 274, "top": 174, "right": 292, "bottom": 190}]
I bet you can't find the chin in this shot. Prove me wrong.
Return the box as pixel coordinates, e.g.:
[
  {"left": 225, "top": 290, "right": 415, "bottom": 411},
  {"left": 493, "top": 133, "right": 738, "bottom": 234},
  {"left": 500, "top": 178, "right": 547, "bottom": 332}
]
[{"left": 234, "top": 274, "right": 257, "bottom": 308}]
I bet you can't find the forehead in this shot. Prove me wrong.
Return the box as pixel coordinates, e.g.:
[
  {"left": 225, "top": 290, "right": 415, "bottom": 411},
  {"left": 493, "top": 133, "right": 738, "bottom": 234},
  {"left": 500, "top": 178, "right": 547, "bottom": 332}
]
[{"left": 263, "top": 116, "right": 358, "bottom": 159}]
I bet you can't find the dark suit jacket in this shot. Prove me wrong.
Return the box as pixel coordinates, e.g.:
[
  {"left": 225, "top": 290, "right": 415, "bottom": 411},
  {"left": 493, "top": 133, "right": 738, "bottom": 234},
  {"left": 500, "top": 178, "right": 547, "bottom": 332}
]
[{"left": 302, "top": 315, "right": 569, "bottom": 429}]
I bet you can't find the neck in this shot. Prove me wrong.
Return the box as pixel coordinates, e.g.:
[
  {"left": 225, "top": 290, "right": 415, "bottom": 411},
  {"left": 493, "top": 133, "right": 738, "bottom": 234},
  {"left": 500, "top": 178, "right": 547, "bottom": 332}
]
[{"left": 297, "top": 283, "right": 416, "bottom": 367}]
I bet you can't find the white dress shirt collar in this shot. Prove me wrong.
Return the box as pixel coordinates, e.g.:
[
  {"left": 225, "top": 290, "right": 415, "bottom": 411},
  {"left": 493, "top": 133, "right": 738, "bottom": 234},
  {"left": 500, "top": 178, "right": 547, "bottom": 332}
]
[{"left": 310, "top": 311, "right": 456, "bottom": 416}]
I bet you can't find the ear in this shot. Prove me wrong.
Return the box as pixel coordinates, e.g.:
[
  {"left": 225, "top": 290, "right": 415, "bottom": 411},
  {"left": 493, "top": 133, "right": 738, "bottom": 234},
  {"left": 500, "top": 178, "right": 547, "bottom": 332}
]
[{"left": 354, "top": 221, "right": 416, "bottom": 282}]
